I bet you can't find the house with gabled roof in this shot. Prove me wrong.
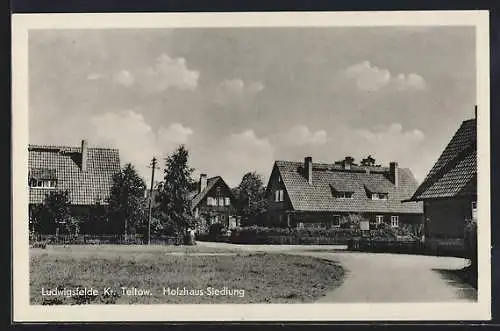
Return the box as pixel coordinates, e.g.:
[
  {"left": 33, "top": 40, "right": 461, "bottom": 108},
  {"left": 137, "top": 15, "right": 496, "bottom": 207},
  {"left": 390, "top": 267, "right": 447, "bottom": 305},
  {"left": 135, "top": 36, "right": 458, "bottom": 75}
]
[
  {"left": 148, "top": 173, "right": 239, "bottom": 233},
  {"left": 264, "top": 155, "right": 423, "bottom": 229},
  {"left": 28, "top": 139, "right": 121, "bottom": 233},
  {"left": 189, "top": 174, "right": 238, "bottom": 233},
  {"left": 405, "top": 111, "right": 477, "bottom": 239}
]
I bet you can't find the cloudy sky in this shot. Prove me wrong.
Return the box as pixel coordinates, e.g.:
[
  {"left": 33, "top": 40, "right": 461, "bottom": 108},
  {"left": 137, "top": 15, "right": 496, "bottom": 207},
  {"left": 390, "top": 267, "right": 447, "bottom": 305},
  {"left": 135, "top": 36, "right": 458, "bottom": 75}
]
[{"left": 29, "top": 26, "right": 476, "bottom": 187}]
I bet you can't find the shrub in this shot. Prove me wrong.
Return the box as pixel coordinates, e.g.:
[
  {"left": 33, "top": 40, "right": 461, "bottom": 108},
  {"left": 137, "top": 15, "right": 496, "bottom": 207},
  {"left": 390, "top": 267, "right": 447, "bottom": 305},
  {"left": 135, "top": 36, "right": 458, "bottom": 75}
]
[
  {"left": 208, "top": 223, "right": 226, "bottom": 237},
  {"left": 228, "top": 226, "right": 360, "bottom": 245}
]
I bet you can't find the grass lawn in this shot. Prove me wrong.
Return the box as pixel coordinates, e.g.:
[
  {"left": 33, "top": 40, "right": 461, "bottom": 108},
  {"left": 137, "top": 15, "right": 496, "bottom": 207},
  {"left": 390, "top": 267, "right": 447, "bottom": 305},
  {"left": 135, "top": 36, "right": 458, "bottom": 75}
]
[{"left": 30, "top": 245, "right": 345, "bottom": 304}]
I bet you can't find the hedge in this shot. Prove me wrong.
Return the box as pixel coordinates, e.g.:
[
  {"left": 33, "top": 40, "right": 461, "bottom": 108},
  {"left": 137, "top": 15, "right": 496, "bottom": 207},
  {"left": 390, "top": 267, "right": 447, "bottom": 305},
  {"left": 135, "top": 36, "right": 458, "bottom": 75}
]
[{"left": 221, "top": 226, "right": 418, "bottom": 245}]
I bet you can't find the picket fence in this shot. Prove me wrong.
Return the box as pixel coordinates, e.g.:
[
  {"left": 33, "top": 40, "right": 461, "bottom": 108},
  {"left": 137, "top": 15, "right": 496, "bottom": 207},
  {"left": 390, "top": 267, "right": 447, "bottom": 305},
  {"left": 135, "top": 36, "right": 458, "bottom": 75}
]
[{"left": 30, "top": 234, "right": 184, "bottom": 246}]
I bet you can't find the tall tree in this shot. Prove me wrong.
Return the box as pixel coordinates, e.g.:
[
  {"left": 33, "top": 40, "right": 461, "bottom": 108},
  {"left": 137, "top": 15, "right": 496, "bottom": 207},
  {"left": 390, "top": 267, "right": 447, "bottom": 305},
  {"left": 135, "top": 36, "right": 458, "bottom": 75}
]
[
  {"left": 155, "top": 145, "right": 195, "bottom": 236},
  {"left": 107, "top": 163, "right": 147, "bottom": 235},
  {"left": 235, "top": 171, "right": 268, "bottom": 226}
]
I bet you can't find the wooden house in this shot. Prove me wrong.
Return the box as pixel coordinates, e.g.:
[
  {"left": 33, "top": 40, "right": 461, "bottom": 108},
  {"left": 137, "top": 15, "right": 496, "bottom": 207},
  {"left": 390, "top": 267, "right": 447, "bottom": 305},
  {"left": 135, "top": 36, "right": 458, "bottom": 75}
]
[
  {"left": 189, "top": 174, "right": 238, "bottom": 233},
  {"left": 28, "top": 139, "right": 121, "bottom": 233},
  {"left": 265, "top": 156, "right": 423, "bottom": 229},
  {"left": 405, "top": 113, "right": 477, "bottom": 240}
]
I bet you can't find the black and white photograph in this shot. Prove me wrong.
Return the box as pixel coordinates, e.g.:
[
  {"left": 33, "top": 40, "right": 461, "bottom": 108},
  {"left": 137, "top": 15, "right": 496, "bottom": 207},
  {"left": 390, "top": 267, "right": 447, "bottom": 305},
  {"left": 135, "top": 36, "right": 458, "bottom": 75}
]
[{"left": 12, "top": 11, "right": 490, "bottom": 321}]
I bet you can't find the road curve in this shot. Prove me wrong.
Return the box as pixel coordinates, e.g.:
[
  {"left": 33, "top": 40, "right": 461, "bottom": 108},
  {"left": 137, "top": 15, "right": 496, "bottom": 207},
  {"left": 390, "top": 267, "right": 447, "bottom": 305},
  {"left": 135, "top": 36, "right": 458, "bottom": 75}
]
[{"left": 197, "top": 241, "right": 477, "bottom": 302}]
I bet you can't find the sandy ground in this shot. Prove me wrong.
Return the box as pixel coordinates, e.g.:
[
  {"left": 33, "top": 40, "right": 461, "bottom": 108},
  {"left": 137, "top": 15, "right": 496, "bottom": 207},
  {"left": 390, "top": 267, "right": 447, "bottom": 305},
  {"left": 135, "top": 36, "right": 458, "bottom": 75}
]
[{"left": 197, "top": 241, "right": 477, "bottom": 302}]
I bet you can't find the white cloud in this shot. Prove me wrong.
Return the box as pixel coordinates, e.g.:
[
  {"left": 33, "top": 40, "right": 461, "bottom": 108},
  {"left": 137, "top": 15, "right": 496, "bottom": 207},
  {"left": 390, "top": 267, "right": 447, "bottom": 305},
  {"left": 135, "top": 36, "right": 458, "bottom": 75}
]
[
  {"left": 344, "top": 61, "right": 426, "bottom": 92},
  {"left": 394, "top": 73, "right": 426, "bottom": 91},
  {"left": 214, "top": 79, "right": 265, "bottom": 106},
  {"left": 275, "top": 125, "right": 328, "bottom": 147},
  {"left": 191, "top": 129, "right": 275, "bottom": 187},
  {"left": 113, "top": 69, "right": 135, "bottom": 87},
  {"left": 158, "top": 123, "right": 194, "bottom": 145},
  {"left": 90, "top": 110, "right": 193, "bottom": 182},
  {"left": 141, "top": 53, "right": 200, "bottom": 93},
  {"left": 87, "top": 73, "right": 104, "bottom": 80}
]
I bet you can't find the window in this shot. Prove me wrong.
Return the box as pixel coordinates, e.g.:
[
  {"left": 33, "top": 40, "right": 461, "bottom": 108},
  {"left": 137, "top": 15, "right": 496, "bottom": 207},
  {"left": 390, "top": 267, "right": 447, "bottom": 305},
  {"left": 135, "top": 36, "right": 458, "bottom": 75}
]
[
  {"left": 207, "top": 197, "right": 215, "bottom": 206},
  {"left": 472, "top": 201, "right": 477, "bottom": 222},
  {"left": 332, "top": 215, "right": 341, "bottom": 228},
  {"left": 29, "top": 179, "right": 56, "bottom": 189},
  {"left": 275, "top": 189, "right": 284, "bottom": 202},
  {"left": 218, "top": 197, "right": 224, "bottom": 206},
  {"left": 371, "top": 193, "right": 388, "bottom": 200},
  {"left": 336, "top": 191, "right": 353, "bottom": 199},
  {"left": 278, "top": 175, "right": 281, "bottom": 183},
  {"left": 376, "top": 215, "right": 384, "bottom": 224},
  {"left": 297, "top": 222, "right": 304, "bottom": 229},
  {"left": 225, "top": 197, "right": 230, "bottom": 206},
  {"left": 391, "top": 216, "right": 399, "bottom": 228}
]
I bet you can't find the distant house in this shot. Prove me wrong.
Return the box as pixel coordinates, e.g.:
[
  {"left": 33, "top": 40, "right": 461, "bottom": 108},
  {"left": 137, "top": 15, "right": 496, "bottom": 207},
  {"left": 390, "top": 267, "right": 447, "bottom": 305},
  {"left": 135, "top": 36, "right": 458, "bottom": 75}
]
[
  {"left": 147, "top": 174, "right": 239, "bottom": 233},
  {"left": 28, "top": 139, "right": 121, "bottom": 233},
  {"left": 264, "top": 156, "right": 423, "bottom": 229},
  {"left": 189, "top": 174, "right": 238, "bottom": 233},
  {"left": 405, "top": 113, "right": 477, "bottom": 239}
]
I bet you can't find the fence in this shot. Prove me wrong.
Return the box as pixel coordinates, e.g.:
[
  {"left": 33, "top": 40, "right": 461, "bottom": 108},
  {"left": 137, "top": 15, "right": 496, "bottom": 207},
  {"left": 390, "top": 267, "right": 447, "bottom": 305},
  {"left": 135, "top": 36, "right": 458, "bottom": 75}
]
[{"left": 30, "top": 234, "right": 184, "bottom": 246}]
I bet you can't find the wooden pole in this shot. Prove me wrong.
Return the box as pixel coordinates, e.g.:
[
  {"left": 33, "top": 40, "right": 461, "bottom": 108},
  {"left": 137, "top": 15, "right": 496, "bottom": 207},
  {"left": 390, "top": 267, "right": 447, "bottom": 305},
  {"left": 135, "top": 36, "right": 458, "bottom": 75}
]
[{"left": 148, "top": 157, "right": 157, "bottom": 245}]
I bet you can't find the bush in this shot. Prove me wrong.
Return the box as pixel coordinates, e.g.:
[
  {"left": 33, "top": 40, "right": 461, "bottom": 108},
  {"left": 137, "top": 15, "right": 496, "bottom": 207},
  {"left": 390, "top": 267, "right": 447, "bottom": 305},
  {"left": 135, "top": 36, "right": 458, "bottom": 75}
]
[
  {"left": 208, "top": 223, "right": 226, "bottom": 237},
  {"left": 30, "top": 241, "right": 47, "bottom": 249},
  {"left": 228, "top": 226, "right": 361, "bottom": 245}
]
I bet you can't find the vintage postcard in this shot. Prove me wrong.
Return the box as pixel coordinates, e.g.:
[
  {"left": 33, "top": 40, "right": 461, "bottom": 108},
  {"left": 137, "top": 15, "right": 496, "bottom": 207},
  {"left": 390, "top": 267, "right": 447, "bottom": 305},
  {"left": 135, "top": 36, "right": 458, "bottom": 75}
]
[{"left": 12, "top": 11, "right": 491, "bottom": 321}]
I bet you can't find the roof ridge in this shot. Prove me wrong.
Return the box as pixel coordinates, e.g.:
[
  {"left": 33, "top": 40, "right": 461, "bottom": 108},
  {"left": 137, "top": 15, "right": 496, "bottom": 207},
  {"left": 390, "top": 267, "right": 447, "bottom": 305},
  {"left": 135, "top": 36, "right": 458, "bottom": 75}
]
[{"left": 29, "top": 144, "right": 119, "bottom": 151}]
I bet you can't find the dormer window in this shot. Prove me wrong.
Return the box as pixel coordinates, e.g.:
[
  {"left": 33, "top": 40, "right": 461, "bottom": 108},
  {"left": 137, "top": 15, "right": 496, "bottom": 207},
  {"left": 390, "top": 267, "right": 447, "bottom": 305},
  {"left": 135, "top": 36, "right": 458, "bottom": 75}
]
[
  {"left": 29, "top": 168, "right": 57, "bottom": 189},
  {"left": 371, "top": 193, "right": 388, "bottom": 200},
  {"left": 29, "top": 179, "right": 57, "bottom": 188},
  {"left": 335, "top": 191, "right": 354, "bottom": 199}
]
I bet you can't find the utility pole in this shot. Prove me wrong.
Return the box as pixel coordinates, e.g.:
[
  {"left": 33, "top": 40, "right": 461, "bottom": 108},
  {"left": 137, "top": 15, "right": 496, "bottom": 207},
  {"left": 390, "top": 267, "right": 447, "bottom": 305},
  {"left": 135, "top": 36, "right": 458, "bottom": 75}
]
[{"left": 147, "top": 157, "right": 159, "bottom": 245}]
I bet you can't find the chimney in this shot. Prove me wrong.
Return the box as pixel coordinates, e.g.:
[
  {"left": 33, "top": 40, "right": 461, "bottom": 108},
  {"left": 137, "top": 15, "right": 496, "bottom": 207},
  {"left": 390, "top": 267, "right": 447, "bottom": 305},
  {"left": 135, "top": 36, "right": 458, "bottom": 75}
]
[
  {"left": 344, "top": 156, "right": 354, "bottom": 170},
  {"left": 81, "top": 139, "right": 88, "bottom": 172},
  {"left": 304, "top": 157, "right": 313, "bottom": 185},
  {"left": 199, "top": 174, "right": 207, "bottom": 193},
  {"left": 389, "top": 162, "right": 398, "bottom": 187}
]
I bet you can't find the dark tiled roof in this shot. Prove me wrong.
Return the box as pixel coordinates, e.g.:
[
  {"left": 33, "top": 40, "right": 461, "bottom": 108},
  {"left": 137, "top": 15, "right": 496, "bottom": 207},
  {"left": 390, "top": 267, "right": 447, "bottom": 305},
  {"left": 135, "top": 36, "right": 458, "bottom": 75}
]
[
  {"left": 29, "top": 144, "right": 120, "bottom": 205},
  {"left": 190, "top": 176, "right": 223, "bottom": 209},
  {"left": 275, "top": 161, "right": 422, "bottom": 214},
  {"left": 409, "top": 119, "right": 477, "bottom": 200}
]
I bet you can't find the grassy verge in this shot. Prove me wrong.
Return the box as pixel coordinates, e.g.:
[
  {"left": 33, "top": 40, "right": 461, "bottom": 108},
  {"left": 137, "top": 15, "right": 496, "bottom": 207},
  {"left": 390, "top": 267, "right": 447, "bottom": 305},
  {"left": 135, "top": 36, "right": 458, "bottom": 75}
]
[{"left": 30, "top": 245, "right": 344, "bottom": 304}]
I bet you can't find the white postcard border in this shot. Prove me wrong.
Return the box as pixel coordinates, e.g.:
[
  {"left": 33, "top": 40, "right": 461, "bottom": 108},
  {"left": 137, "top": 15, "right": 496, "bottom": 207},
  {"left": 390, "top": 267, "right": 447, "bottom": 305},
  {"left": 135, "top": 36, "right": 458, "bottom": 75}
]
[{"left": 12, "top": 10, "right": 491, "bottom": 322}]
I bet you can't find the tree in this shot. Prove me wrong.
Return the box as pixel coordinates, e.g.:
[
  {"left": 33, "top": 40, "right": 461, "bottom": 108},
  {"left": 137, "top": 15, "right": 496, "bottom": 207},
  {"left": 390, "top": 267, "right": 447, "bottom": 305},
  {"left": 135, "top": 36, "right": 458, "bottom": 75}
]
[
  {"left": 32, "top": 190, "right": 77, "bottom": 235},
  {"left": 155, "top": 145, "right": 195, "bottom": 236},
  {"left": 107, "top": 163, "right": 148, "bottom": 235},
  {"left": 235, "top": 172, "right": 268, "bottom": 226}
]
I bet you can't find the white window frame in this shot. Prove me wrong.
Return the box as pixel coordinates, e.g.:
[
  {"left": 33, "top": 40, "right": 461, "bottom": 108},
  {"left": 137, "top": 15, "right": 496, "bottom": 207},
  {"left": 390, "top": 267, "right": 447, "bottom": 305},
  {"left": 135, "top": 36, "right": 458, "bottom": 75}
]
[
  {"left": 225, "top": 197, "right": 230, "bottom": 206},
  {"left": 376, "top": 215, "right": 384, "bottom": 224},
  {"left": 275, "top": 189, "right": 284, "bottom": 202},
  {"left": 30, "top": 179, "right": 56, "bottom": 189},
  {"left": 472, "top": 201, "right": 477, "bottom": 222},
  {"left": 391, "top": 216, "right": 399, "bottom": 228},
  {"left": 371, "top": 193, "right": 388, "bottom": 200},
  {"left": 218, "top": 197, "right": 224, "bottom": 206}
]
